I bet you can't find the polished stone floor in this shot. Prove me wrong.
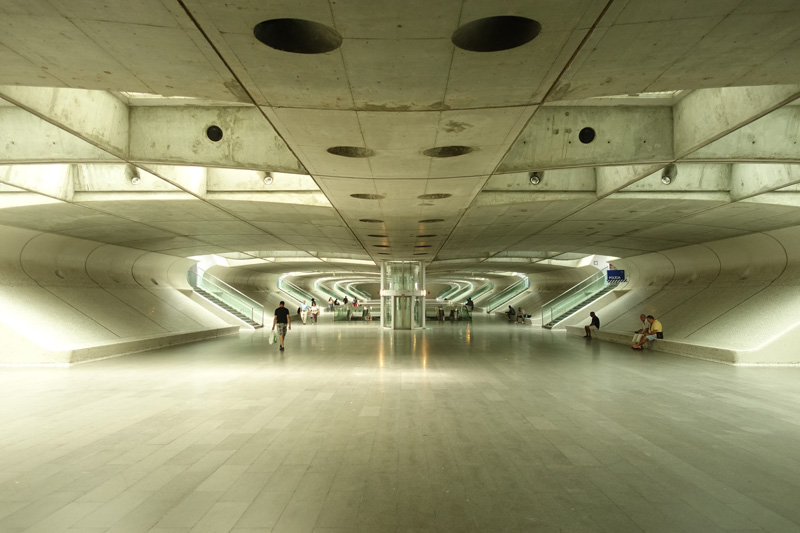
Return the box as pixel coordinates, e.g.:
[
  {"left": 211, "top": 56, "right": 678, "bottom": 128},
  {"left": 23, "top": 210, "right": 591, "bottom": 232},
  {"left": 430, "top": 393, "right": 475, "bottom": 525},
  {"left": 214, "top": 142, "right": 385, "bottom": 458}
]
[{"left": 2, "top": 315, "right": 800, "bottom": 532}]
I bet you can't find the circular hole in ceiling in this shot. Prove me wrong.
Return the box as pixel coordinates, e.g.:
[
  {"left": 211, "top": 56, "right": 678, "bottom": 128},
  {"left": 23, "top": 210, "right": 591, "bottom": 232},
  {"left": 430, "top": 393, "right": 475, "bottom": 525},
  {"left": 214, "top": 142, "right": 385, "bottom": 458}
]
[
  {"left": 360, "top": 218, "right": 384, "bottom": 224},
  {"left": 452, "top": 16, "right": 542, "bottom": 52},
  {"left": 253, "top": 19, "right": 343, "bottom": 54},
  {"left": 206, "top": 125, "right": 223, "bottom": 142},
  {"left": 579, "top": 127, "right": 596, "bottom": 144},
  {"left": 419, "top": 219, "right": 444, "bottom": 223},
  {"left": 368, "top": 234, "right": 388, "bottom": 238},
  {"left": 54, "top": 269, "right": 66, "bottom": 279},
  {"left": 373, "top": 244, "right": 390, "bottom": 248},
  {"left": 417, "top": 234, "right": 437, "bottom": 238},
  {"left": 415, "top": 245, "right": 432, "bottom": 248},
  {"left": 350, "top": 193, "right": 385, "bottom": 200},
  {"left": 414, "top": 253, "right": 428, "bottom": 256},
  {"left": 423, "top": 145, "right": 474, "bottom": 158},
  {"left": 328, "top": 146, "right": 376, "bottom": 158},
  {"left": 377, "top": 252, "right": 391, "bottom": 255},
  {"left": 417, "top": 193, "right": 452, "bottom": 200}
]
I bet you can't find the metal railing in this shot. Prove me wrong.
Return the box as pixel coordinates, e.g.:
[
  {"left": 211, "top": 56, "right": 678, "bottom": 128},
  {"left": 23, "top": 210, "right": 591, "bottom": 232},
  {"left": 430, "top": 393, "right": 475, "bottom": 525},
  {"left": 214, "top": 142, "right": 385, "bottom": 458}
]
[
  {"left": 277, "top": 275, "right": 316, "bottom": 304},
  {"left": 187, "top": 265, "right": 264, "bottom": 326},
  {"left": 541, "top": 268, "right": 608, "bottom": 327},
  {"left": 485, "top": 276, "right": 530, "bottom": 313},
  {"left": 465, "top": 282, "right": 493, "bottom": 303}
]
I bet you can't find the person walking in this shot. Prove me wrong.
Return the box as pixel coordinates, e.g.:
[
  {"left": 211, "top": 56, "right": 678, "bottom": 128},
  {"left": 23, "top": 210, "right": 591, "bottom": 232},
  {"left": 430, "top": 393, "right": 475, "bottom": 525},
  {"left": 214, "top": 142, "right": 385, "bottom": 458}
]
[
  {"left": 328, "top": 297, "right": 334, "bottom": 312},
  {"left": 310, "top": 301, "right": 320, "bottom": 324},
  {"left": 299, "top": 300, "right": 309, "bottom": 325},
  {"left": 272, "top": 301, "right": 291, "bottom": 351}
]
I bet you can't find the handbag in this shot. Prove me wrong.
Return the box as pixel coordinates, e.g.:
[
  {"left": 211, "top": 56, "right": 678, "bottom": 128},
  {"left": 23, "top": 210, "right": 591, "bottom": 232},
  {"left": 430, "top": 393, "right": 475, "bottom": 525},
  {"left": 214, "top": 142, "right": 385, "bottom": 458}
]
[{"left": 268, "top": 332, "right": 275, "bottom": 345}]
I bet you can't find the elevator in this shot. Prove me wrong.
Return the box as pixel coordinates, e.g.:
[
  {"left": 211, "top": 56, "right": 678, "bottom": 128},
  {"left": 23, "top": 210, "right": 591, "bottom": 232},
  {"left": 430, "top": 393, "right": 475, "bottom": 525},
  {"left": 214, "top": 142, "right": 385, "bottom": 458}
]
[{"left": 380, "top": 261, "right": 425, "bottom": 330}]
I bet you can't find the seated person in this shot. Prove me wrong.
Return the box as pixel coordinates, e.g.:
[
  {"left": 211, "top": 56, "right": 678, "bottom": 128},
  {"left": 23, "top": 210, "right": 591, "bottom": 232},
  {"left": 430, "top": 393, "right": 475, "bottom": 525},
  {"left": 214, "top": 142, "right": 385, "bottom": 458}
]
[
  {"left": 632, "top": 316, "right": 663, "bottom": 350},
  {"left": 632, "top": 313, "right": 649, "bottom": 344},
  {"left": 583, "top": 312, "right": 600, "bottom": 338},
  {"left": 506, "top": 305, "right": 516, "bottom": 322},
  {"left": 516, "top": 307, "right": 526, "bottom": 323}
]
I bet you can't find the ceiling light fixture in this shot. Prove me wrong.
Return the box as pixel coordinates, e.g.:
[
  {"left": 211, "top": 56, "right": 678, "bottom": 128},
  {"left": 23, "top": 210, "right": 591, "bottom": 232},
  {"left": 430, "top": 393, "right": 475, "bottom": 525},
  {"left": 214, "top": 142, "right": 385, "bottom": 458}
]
[
  {"left": 529, "top": 171, "right": 542, "bottom": 185},
  {"left": 263, "top": 172, "right": 274, "bottom": 185}
]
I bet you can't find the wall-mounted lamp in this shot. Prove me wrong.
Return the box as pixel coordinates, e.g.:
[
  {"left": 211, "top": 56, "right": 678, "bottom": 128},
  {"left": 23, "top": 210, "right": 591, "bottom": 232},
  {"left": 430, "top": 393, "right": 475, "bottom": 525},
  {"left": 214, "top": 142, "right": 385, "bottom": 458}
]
[
  {"left": 661, "top": 164, "right": 677, "bottom": 185},
  {"left": 529, "top": 171, "right": 542, "bottom": 185},
  {"left": 263, "top": 172, "right": 274, "bottom": 185}
]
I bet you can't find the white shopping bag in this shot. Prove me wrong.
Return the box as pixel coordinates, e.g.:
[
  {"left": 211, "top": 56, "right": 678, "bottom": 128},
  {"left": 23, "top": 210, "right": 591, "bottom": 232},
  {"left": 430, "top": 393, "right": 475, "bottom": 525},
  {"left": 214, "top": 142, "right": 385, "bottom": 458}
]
[{"left": 268, "top": 332, "right": 275, "bottom": 345}]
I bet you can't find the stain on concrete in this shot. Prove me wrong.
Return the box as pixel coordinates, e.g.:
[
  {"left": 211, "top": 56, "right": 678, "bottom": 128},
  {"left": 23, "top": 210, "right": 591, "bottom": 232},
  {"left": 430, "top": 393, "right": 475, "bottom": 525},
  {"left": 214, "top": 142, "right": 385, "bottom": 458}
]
[{"left": 444, "top": 120, "right": 472, "bottom": 133}]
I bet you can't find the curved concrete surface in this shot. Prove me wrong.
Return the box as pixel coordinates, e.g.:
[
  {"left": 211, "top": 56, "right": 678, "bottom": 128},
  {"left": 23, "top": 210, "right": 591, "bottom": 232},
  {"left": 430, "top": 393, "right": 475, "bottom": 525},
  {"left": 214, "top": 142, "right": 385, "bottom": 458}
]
[
  {"left": 0, "top": 225, "right": 238, "bottom": 364},
  {"left": 573, "top": 225, "right": 800, "bottom": 364}
]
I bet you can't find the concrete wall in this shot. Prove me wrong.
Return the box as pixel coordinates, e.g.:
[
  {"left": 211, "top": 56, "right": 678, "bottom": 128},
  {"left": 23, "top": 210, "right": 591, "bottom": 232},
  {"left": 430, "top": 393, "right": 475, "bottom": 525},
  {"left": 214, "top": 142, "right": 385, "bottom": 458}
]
[
  {"left": 0, "top": 225, "right": 238, "bottom": 365},
  {"left": 577, "top": 225, "right": 800, "bottom": 364}
]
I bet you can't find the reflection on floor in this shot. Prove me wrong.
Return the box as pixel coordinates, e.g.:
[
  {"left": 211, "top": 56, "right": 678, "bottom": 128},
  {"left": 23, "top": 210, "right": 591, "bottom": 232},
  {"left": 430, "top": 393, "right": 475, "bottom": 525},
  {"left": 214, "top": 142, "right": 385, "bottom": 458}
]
[{"left": 2, "top": 314, "right": 800, "bottom": 532}]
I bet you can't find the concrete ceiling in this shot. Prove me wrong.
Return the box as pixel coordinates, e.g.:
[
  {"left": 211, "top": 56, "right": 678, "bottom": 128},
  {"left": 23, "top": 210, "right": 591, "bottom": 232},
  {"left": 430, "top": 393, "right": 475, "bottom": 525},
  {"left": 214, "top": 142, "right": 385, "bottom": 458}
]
[{"left": 1, "top": 0, "right": 800, "bottom": 276}]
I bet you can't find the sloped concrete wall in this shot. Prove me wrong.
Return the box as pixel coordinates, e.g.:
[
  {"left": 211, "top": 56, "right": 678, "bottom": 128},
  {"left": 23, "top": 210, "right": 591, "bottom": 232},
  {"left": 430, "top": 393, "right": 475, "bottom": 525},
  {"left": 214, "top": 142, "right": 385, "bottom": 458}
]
[
  {"left": 593, "top": 226, "right": 800, "bottom": 363},
  {"left": 0, "top": 225, "right": 237, "bottom": 364}
]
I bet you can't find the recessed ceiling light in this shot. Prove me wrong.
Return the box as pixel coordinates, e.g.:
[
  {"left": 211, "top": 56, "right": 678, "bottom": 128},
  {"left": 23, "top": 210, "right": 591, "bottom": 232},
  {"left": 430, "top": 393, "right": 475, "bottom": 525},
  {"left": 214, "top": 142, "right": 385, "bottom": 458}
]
[
  {"left": 423, "top": 145, "right": 474, "bottom": 158},
  {"left": 373, "top": 244, "right": 390, "bottom": 248},
  {"left": 350, "top": 193, "right": 385, "bottom": 199},
  {"left": 360, "top": 219, "right": 384, "bottom": 224},
  {"left": 415, "top": 245, "right": 432, "bottom": 248},
  {"left": 328, "top": 146, "right": 376, "bottom": 158},
  {"left": 452, "top": 16, "right": 542, "bottom": 52},
  {"left": 419, "top": 219, "right": 444, "bottom": 223},
  {"left": 417, "top": 193, "right": 452, "bottom": 200},
  {"left": 253, "top": 19, "right": 343, "bottom": 54},
  {"left": 416, "top": 234, "right": 437, "bottom": 238},
  {"left": 368, "top": 234, "right": 388, "bottom": 238}
]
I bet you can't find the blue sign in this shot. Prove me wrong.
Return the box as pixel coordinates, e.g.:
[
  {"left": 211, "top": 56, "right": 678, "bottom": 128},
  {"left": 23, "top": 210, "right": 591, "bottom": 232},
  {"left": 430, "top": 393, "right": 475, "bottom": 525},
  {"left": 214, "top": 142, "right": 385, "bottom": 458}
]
[{"left": 607, "top": 269, "right": 626, "bottom": 283}]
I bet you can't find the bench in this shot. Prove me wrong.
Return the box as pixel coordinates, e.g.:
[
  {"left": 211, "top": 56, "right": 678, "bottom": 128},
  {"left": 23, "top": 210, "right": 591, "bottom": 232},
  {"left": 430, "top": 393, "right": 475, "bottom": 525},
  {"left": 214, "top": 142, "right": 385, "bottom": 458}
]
[{"left": 564, "top": 326, "right": 738, "bottom": 364}]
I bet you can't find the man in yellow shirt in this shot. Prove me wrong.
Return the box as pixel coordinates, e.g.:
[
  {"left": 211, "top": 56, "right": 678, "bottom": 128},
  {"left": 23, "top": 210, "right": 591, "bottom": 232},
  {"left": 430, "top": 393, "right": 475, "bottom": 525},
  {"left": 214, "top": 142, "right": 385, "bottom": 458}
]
[{"left": 632, "top": 315, "right": 662, "bottom": 350}]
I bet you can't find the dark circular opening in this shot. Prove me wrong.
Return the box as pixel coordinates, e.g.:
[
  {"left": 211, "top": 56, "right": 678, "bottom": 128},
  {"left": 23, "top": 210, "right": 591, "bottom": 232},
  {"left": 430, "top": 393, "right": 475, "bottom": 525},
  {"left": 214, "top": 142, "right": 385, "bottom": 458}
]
[
  {"left": 417, "top": 193, "right": 452, "bottom": 200},
  {"left": 327, "top": 146, "right": 376, "bottom": 158},
  {"left": 253, "top": 19, "right": 343, "bottom": 54},
  {"left": 350, "top": 193, "right": 385, "bottom": 200},
  {"left": 377, "top": 252, "right": 391, "bottom": 255},
  {"left": 54, "top": 269, "right": 66, "bottom": 279},
  {"left": 417, "top": 234, "right": 437, "bottom": 238},
  {"left": 452, "top": 16, "right": 542, "bottom": 52},
  {"left": 359, "top": 218, "right": 384, "bottom": 224},
  {"left": 368, "top": 234, "right": 388, "bottom": 238},
  {"left": 415, "top": 245, "right": 432, "bottom": 248},
  {"left": 373, "top": 244, "right": 390, "bottom": 248},
  {"left": 579, "top": 127, "right": 596, "bottom": 144},
  {"left": 151, "top": 278, "right": 159, "bottom": 286},
  {"left": 423, "top": 145, "right": 474, "bottom": 158},
  {"left": 419, "top": 219, "right": 444, "bottom": 223},
  {"left": 206, "top": 125, "right": 223, "bottom": 142}
]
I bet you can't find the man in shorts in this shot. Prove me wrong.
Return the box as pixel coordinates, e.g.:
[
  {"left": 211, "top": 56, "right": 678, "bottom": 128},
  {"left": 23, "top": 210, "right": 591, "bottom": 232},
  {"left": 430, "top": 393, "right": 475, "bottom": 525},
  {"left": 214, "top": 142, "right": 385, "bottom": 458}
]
[{"left": 272, "top": 301, "right": 291, "bottom": 351}]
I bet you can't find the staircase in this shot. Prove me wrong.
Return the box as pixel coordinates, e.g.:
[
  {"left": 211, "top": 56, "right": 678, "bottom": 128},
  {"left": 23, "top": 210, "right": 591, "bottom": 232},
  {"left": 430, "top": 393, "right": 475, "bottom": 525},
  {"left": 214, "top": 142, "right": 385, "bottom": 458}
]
[
  {"left": 194, "top": 287, "right": 263, "bottom": 328},
  {"left": 541, "top": 268, "right": 621, "bottom": 329},
  {"left": 188, "top": 265, "right": 264, "bottom": 329},
  {"left": 542, "top": 284, "right": 615, "bottom": 329}
]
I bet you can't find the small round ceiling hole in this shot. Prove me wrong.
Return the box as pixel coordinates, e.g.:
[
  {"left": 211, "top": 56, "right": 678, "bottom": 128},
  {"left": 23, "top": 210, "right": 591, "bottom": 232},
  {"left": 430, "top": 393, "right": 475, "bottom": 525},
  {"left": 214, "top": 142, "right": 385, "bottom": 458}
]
[
  {"left": 206, "top": 125, "right": 223, "bottom": 142},
  {"left": 423, "top": 145, "right": 474, "bottom": 158},
  {"left": 417, "top": 234, "right": 437, "bottom": 238},
  {"left": 253, "top": 19, "right": 343, "bottom": 54},
  {"left": 417, "top": 193, "right": 452, "bottom": 200},
  {"left": 579, "top": 127, "right": 596, "bottom": 144},
  {"left": 350, "top": 193, "right": 385, "bottom": 200},
  {"left": 415, "top": 245, "right": 432, "bottom": 248},
  {"left": 377, "top": 252, "right": 391, "bottom": 255},
  {"left": 419, "top": 219, "right": 444, "bottom": 223},
  {"left": 452, "top": 16, "right": 542, "bottom": 52},
  {"left": 359, "top": 218, "right": 384, "bottom": 224},
  {"left": 328, "top": 146, "right": 375, "bottom": 158},
  {"left": 373, "top": 244, "right": 390, "bottom": 248},
  {"left": 368, "top": 234, "right": 388, "bottom": 238}
]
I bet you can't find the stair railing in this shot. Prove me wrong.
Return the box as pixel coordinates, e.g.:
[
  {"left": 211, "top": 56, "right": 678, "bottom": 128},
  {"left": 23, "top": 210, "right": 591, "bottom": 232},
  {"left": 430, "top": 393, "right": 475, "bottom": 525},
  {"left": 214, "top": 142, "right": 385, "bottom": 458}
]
[
  {"left": 541, "top": 268, "right": 608, "bottom": 327},
  {"left": 188, "top": 265, "right": 264, "bottom": 326},
  {"left": 485, "top": 275, "right": 530, "bottom": 313}
]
